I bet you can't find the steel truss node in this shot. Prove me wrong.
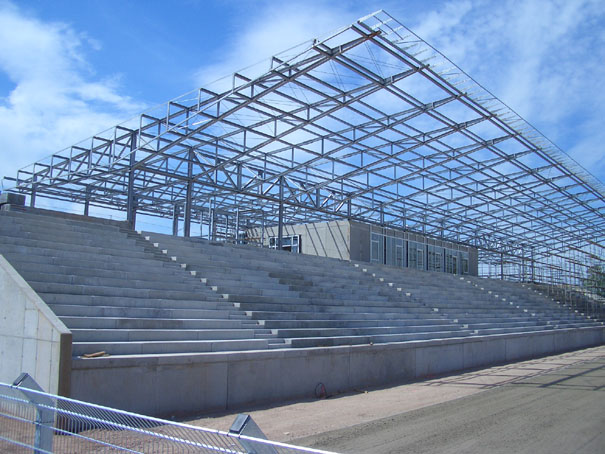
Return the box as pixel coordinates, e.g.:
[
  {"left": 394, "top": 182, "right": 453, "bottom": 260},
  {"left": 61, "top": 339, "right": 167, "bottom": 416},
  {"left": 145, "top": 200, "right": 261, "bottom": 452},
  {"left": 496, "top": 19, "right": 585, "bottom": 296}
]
[{"left": 2, "top": 10, "right": 604, "bottom": 294}]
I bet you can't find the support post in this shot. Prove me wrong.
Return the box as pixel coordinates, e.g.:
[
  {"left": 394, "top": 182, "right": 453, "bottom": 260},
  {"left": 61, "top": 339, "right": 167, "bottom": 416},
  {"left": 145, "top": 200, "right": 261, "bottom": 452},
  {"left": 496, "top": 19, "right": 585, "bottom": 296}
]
[
  {"left": 500, "top": 252, "right": 504, "bottom": 280},
  {"left": 347, "top": 197, "right": 351, "bottom": 219},
  {"left": 84, "top": 185, "right": 91, "bottom": 216},
  {"left": 184, "top": 149, "right": 193, "bottom": 237},
  {"left": 235, "top": 207, "right": 240, "bottom": 244},
  {"left": 207, "top": 201, "right": 212, "bottom": 240},
  {"left": 126, "top": 133, "right": 137, "bottom": 229},
  {"left": 531, "top": 246, "right": 536, "bottom": 282},
  {"left": 277, "top": 177, "right": 284, "bottom": 250},
  {"left": 13, "top": 373, "right": 55, "bottom": 454},
  {"left": 30, "top": 175, "right": 37, "bottom": 208},
  {"left": 211, "top": 203, "right": 216, "bottom": 241},
  {"left": 172, "top": 204, "right": 180, "bottom": 236}
]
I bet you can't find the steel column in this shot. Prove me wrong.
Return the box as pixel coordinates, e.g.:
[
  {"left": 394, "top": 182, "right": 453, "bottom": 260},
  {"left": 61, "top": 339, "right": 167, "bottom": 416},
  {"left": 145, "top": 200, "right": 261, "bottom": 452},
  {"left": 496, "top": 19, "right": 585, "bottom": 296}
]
[
  {"left": 126, "top": 133, "right": 137, "bottom": 229},
  {"left": 278, "top": 176, "right": 284, "bottom": 250},
  {"left": 84, "top": 185, "right": 91, "bottom": 216},
  {"left": 172, "top": 204, "right": 180, "bottom": 236},
  {"left": 184, "top": 149, "right": 193, "bottom": 237},
  {"left": 30, "top": 175, "right": 37, "bottom": 208}
]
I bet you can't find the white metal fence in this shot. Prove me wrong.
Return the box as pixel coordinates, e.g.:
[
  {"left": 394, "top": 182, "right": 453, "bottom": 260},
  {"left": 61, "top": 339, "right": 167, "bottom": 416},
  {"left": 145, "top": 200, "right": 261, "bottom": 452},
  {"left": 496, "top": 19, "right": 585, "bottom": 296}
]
[{"left": 0, "top": 380, "right": 337, "bottom": 454}]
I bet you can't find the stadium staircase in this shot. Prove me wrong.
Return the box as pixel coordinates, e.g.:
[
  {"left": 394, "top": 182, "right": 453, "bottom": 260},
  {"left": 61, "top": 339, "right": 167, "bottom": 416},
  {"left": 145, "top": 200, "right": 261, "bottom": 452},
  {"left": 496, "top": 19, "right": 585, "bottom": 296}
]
[{"left": 0, "top": 207, "right": 602, "bottom": 360}]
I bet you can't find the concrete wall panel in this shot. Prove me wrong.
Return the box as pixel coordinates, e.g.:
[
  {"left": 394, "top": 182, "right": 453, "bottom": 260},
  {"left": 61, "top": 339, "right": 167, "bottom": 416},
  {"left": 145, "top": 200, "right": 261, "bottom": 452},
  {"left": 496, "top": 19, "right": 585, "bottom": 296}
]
[
  {"left": 348, "top": 344, "right": 415, "bottom": 387},
  {"left": 70, "top": 327, "right": 604, "bottom": 417},
  {"left": 463, "top": 337, "right": 507, "bottom": 369},
  {"left": 0, "top": 255, "right": 71, "bottom": 394},
  {"left": 415, "top": 342, "right": 465, "bottom": 377}
]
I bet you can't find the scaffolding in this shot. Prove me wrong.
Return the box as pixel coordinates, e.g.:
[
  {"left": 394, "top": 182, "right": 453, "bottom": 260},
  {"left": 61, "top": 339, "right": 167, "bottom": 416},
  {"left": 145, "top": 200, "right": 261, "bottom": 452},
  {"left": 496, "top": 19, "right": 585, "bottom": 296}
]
[{"left": 2, "top": 10, "right": 604, "bottom": 302}]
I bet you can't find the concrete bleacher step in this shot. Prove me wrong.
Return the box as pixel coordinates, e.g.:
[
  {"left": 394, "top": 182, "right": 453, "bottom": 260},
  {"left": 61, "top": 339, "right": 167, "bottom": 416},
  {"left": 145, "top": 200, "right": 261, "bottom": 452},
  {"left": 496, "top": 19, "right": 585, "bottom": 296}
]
[
  {"left": 19, "top": 271, "right": 212, "bottom": 292},
  {"left": 50, "top": 304, "right": 249, "bottom": 320},
  {"left": 72, "top": 339, "right": 270, "bottom": 356},
  {"left": 246, "top": 310, "right": 439, "bottom": 321},
  {"left": 232, "top": 301, "right": 435, "bottom": 314},
  {"left": 60, "top": 316, "right": 254, "bottom": 330},
  {"left": 260, "top": 318, "right": 453, "bottom": 329},
  {"left": 71, "top": 328, "right": 268, "bottom": 342},
  {"left": 286, "top": 329, "right": 472, "bottom": 348},
  {"left": 272, "top": 323, "right": 465, "bottom": 339},
  {"left": 28, "top": 281, "right": 210, "bottom": 300}
]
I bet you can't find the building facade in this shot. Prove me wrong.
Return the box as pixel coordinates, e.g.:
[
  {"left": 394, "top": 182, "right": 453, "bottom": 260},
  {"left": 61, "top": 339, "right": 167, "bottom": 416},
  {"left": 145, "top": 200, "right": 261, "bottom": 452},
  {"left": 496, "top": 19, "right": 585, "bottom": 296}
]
[{"left": 247, "top": 220, "right": 479, "bottom": 276}]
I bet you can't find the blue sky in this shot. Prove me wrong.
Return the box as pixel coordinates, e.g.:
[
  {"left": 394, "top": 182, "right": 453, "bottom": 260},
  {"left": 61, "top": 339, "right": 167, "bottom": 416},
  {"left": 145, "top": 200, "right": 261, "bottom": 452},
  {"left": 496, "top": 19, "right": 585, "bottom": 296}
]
[{"left": 1, "top": 0, "right": 604, "bottom": 189}]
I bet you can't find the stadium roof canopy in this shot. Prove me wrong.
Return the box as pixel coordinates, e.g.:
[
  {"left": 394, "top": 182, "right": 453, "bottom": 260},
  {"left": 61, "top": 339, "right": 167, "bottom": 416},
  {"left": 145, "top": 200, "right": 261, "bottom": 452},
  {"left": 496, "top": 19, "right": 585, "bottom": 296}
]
[{"left": 3, "top": 10, "right": 604, "bottom": 282}]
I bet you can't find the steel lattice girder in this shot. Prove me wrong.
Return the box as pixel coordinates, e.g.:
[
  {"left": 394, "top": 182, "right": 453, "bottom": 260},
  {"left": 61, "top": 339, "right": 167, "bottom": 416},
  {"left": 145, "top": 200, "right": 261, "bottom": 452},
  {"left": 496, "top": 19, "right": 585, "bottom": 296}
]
[{"left": 3, "top": 10, "right": 604, "bottom": 273}]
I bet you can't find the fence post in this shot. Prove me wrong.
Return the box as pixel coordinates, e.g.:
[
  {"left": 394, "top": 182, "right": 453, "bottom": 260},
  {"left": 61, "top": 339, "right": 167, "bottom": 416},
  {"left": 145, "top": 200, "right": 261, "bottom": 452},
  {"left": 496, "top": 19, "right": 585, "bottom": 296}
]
[{"left": 13, "top": 373, "right": 55, "bottom": 454}]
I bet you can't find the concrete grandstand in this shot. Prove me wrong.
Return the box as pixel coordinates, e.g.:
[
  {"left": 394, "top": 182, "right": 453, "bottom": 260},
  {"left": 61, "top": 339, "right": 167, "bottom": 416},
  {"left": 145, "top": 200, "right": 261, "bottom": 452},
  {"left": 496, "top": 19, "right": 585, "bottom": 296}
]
[{"left": 0, "top": 10, "right": 603, "bottom": 417}]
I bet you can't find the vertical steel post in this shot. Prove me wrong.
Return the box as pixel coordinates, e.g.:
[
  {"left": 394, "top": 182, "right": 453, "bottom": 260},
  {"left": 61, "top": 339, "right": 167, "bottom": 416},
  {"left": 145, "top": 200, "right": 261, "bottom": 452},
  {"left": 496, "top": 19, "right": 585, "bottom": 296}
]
[
  {"left": 172, "top": 204, "right": 180, "bottom": 236},
  {"left": 235, "top": 207, "right": 240, "bottom": 244},
  {"left": 500, "top": 251, "right": 504, "bottom": 280},
  {"left": 126, "top": 133, "right": 137, "bottom": 229},
  {"left": 30, "top": 175, "right": 37, "bottom": 208},
  {"left": 184, "top": 149, "right": 193, "bottom": 237},
  {"left": 13, "top": 374, "right": 54, "bottom": 454},
  {"left": 521, "top": 244, "right": 525, "bottom": 282},
  {"left": 208, "top": 199, "right": 212, "bottom": 240},
  {"left": 277, "top": 177, "right": 284, "bottom": 250},
  {"left": 211, "top": 202, "right": 216, "bottom": 241},
  {"left": 84, "top": 185, "right": 91, "bottom": 216},
  {"left": 531, "top": 246, "right": 535, "bottom": 282}
]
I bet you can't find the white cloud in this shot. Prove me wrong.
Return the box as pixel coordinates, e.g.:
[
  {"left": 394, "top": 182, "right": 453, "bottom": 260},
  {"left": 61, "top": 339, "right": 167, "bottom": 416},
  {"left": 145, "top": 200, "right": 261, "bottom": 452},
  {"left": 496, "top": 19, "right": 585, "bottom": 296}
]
[
  {"left": 408, "top": 0, "right": 605, "bottom": 182},
  {"left": 0, "top": 1, "right": 144, "bottom": 184},
  {"left": 193, "top": 2, "right": 359, "bottom": 92}
]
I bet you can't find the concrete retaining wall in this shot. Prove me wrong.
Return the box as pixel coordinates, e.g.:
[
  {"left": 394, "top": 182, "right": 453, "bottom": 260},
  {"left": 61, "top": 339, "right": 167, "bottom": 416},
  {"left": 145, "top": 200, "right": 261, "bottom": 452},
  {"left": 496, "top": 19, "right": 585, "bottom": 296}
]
[
  {"left": 71, "top": 326, "right": 604, "bottom": 417},
  {"left": 0, "top": 255, "right": 71, "bottom": 395}
]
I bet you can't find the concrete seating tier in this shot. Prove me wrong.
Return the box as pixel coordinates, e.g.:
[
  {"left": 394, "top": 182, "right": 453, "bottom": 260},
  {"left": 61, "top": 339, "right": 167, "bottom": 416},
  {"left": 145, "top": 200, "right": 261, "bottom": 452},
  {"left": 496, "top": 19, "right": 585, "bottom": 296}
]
[
  {"left": 0, "top": 209, "right": 279, "bottom": 356},
  {"left": 2, "top": 207, "right": 600, "bottom": 359},
  {"left": 142, "top": 232, "right": 472, "bottom": 347},
  {"left": 353, "top": 262, "right": 601, "bottom": 336}
]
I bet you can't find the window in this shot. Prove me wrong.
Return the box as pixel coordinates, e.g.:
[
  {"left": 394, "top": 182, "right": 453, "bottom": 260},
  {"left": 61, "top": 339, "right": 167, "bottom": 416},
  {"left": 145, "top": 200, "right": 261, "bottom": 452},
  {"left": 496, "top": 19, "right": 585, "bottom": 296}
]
[
  {"left": 386, "top": 236, "right": 404, "bottom": 267},
  {"left": 428, "top": 245, "right": 444, "bottom": 272},
  {"left": 461, "top": 251, "right": 469, "bottom": 275},
  {"left": 370, "top": 233, "right": 384, "bottom": 264},
  {"left": 269, "top": 235, "right": 301, "bottom": 253},
  {"left": 408, "top": 241, "right": 425, "bottom": 270}
]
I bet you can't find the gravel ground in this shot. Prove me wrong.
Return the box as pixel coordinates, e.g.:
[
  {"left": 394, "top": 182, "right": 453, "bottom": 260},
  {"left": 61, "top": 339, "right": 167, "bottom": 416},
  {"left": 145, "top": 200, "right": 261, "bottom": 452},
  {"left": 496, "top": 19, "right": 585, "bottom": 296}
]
[
  {"left": 187, "top": 345, "right": 605, "bottom": 453},
  {"left": 292, "top": 349, "right": 605, "bottom": 453}
]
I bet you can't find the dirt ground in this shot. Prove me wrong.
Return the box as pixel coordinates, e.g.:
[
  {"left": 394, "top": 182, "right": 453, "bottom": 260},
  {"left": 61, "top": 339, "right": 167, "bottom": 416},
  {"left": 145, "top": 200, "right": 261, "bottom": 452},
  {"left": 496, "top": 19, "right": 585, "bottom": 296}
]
[{"left": 185, "top": 345, "right": 605, "bottom": 445}]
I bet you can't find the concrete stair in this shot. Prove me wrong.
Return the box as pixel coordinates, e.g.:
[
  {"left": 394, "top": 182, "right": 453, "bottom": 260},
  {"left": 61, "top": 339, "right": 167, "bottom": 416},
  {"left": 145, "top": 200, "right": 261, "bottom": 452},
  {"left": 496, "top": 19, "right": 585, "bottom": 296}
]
[{"left": 0, "top": 209, "right": 275, "bottom": 356}]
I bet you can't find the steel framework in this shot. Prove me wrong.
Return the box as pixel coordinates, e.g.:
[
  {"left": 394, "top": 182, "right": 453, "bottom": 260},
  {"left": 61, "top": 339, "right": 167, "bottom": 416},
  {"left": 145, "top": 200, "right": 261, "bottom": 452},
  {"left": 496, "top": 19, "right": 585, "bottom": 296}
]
[{"left": 2, "top": 10, "right": 604, "bottom": 293}]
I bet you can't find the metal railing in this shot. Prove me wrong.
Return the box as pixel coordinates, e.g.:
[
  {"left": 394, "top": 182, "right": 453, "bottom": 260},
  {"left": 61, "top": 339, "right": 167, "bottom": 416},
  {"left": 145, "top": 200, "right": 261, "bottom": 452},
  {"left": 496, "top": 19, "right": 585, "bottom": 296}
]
[{"left": 0, "top": 380, "right": 337, "bottom": 454}]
